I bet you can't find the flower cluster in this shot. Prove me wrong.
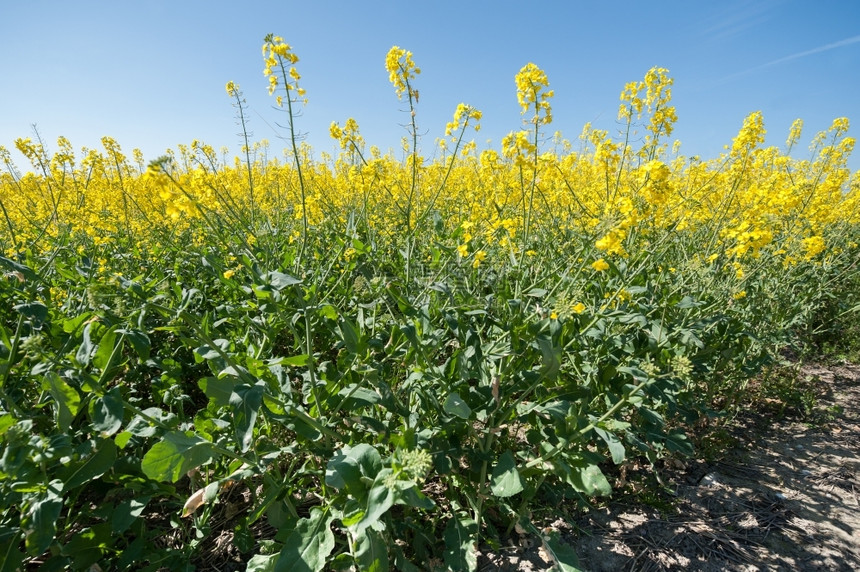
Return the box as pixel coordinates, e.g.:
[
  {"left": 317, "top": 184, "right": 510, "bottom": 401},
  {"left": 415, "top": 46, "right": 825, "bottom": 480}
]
[{"left": 385, "top": 46, "right": 420, "bottom": 101}]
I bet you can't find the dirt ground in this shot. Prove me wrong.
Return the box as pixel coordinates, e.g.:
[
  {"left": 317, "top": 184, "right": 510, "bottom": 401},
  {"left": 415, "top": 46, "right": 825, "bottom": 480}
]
[{"left": 480, "top": 362, "right": 860, "bottom": 572}]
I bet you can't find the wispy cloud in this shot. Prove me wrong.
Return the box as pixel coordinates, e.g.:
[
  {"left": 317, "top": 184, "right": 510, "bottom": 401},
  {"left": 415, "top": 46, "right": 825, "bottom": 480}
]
[
  {"left": 716, "top": 34, "right": 860, "bottom": 84},
  {"left": 704, "top": 0, "right": 780, "bottom": 41},
  {"left": 759, "top": 35, "right": 860, "bottom": 68}
]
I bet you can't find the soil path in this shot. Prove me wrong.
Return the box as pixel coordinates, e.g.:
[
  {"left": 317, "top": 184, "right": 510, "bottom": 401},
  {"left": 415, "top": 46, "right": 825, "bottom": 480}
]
[{"left": 481, "top": 363, "right": 860, "bottom": 571}]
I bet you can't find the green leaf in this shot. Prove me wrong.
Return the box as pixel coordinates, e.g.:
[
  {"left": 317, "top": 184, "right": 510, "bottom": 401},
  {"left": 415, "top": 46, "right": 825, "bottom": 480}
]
[
  {"left": 141, "top": 431, "right": 217, "bottom": 482},
  {"left": 281, "top": 354, "right": 310, "bottom": 366},
  {"left": 337, "top": 385, "right": 381, "bottom": 408},
  {"left": 76, "top": 322, "right": 95, "bottom": 366},
  {"left": 274, "top": 507, "right": 335, "bottom": 572},
  {"left": 60, "top": 523, "right": 112, "bottom": 569},
  {"left": 594, "top": 427, "right": 626, "bottom": 465},
  {"left": 443, "top": 393, "right": 471, "bottom": 420},
  {"left": 570, "top": 463, "right": 612, "bottom": 497},
  {"left": 268, "top": 271, "right": 301, "bottom": 290},
  {"left": 537, "top": 336, "right": 561, "bottom": 381},
  {"left": 0, "top": 255, "right": 39, "bottom": 282},
  {"left": 112, "top": 496, "right": 151, "bottom": 534},
  {"left": 339, "top": 318, "right": 362, "bottom": 354},
  {"left": 117, "top": 328, "right": 151, "bottom": 360},
  {"left": 325, "top": 444, "right": 382, "bottom": 495},
  {"left": 199, "top": 376, "right": 235, "bottom": 407},
  {"left": 22, "top": 480, "right": 63, "bottom": 555},
  {"left": 665, "top": 429, "right": 694, "bottom": 456},
  {"left": 231, "top": 383, "right": 264, "bottom": 453},
  {"left": 14, "top": 301, "right": 47, "bottom": 326},
  {"left": 43, "top": 372, "right": 80, "bottom": 432},
  {"left": 89, "top": 386, "right": 125, "bottom": 435},
  {"left": 0, "top": 532, "right": 24, "bottom": 572},
  {"left": 0, "top": 414, "right": 14, "bottom": 437},
  {"left": 490, "top": 450, "right": 523, "bottom": 498},
  {"left": 353, "top": 528, "right": 389, "bottom": 572},
  {"left": 352, "top": 469, "right": 396, "bottom": 533},
  {"left": 194, "top": 338, "right": 230, "bottom": 361},
  {"left": 318, "top": 304, "right": 338, "bottom": 321},
  {"left": 246, "top": 553, "right": 278, "bottom": 572},
  {"left": 443, "top": 514, "right": 478, "bottom": 572},
  {"left": 93, "top": 326, "right": 119, "bottom": 371},
  {"left": 553, "top": 459, "right": 612, "bottom": 497},
  {"left": 61, "top": 439, "right": 117, "bottom": 492},
  {"left": 542, "top": 530, "right": 583, "bottom": 571}
]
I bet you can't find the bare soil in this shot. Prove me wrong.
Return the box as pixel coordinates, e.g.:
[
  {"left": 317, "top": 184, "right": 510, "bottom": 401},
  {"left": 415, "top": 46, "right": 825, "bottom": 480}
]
[{"left": 480, "top": 362, "right": 860, "bottom": 571}]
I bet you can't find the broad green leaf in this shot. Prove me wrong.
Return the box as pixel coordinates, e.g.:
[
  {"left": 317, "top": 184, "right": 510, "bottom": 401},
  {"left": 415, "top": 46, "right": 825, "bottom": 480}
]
[
  {"left": 76, "top": 322, "right": 95, "bottom": 366},
  {"left": 13, "top": 301, "right": 47, "bottom": 328},
  {"left": 594, "top": 427, "right": 626, "bottom": 465},
  {"left": 394, "top": 484, "right": 435, "bottom": 510},
  {"left": 112, "top": 496, "right": 151, "bottom": 534},
  {"left": 231, "top": 383, "right": 264, "bottom": 453},
  {"left": 268, "top": 271, "right": 301, "bottom": 290},
  {"left": 325, "top": 443, "right": 382, "bottom": 494},
  {"left": 141, "top": 431, "right": 217, "bottom": 482},
  {"left": 537, "top": 336, "right": 561, "bottom": 381},
  {"left": 117, "top": 328, "right": 151, "bottom": 360},
  {"left": 318, "top": 304, "right": 339, "bottom": 321},
  {"left": 199, "top": 376, "right": 235, "bottom": 407},
  {"left": 93, "top": 326, "right": 119, "bottom": 371},
  {"left": 60, "top": 522, "right": 111, "bottom": 569},
  {"left": 246, "top": 553, "right": 278, "bottom": 572},
  {"left": 194, "top": 338, "right": 231, "bottom": 361},
  {"left": 490, "top": 450, "right": 523, "bottom": 498},
  {"left": 569, "top": 463, "right": 612, "bottom": 497},
  {"left": 338, "top": 385, "right": 381, "bottom": 408},
  {"left": 0, "top": 256, "right": 39, "bottom": 282},
  {"left": 443, "top": 393, "right": 471, "bottom": 420},
  {"left": 352, "top": 469, "right": 396, "bottom": 533},
  {"left": 0, "top": 414, "right": 16, "bottom": 437},
  {"left": 43, "top": 372, "right": 80, "bottom": 432},
  {"left": 648, "top": 322, "right": 667, "bottom": 346},
  {"left": 22, "top": 480, "right": 63, "bottom": 555},
  {"left": 62, "top": 312, "right": 92, "bottom": 334},
  {"left": 354, "top": 528, "right": 389, "bottom": 572},
  {"left": 443, "top": 514, "right": 478, "bottom": 572},
  {"left": 542, "top": 530, "right": 583, "bottom": 572},
  {"left": 665, "top": 429, "right": 694, "bottom": 455},
  {"left": 552, "top": 458, "right": 612, "bottom": 497},
  {"left": 274, "top": 507, "right": 335, "bottom": 572},
  {"left": 281, "top": 354, "right": 310, "bottom": 366},
  {"left": 89, "top": 386, "right": 124, "bottom": 435},
  {"left": 0, "top": 531, "right": 24, "bottom": 572},
  {"left": 339, "top": 318, "right": 362, "bottom": 354},
  {"left": 61, "top": 439, "right": 117, "bottom": 492}
]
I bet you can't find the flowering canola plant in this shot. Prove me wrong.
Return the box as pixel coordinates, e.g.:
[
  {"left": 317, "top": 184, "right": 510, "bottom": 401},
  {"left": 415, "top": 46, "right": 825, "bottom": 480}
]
[{"left": 1, "top": 37, "right": 859, "bottom": 572}]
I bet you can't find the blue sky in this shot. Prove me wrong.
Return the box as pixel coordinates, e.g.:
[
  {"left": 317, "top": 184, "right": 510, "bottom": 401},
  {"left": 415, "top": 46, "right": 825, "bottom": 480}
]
[{"left": 1, "top": 0, "right": 859, "bottom": 172}]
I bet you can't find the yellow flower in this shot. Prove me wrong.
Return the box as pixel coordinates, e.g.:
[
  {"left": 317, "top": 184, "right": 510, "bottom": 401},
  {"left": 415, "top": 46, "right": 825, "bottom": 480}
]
[
  {"left": 472, "top": 250, "right": 487, "bottom": 268},
  {"left": 223, "top": 268, "right": 236, "bottom": 280},
  {"left": 514, "top": 63, "right": 553, "bottom": 125},
  {"left": 592, "top": 258, "right": 609, "bottom": 272},
  {"left": 572, "top": 302, "right": 586, "bottom": 314},
  {"left": 385, "top": 46, "right": 420, "bottom": 100}
]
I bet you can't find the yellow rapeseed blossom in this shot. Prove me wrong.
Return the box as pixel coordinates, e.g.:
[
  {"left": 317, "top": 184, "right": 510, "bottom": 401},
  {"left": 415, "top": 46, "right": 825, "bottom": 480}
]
[
  {"left": 514, "top": 63, "right": 553, "bottom": 125},
  {"left": 385, "top": 46, "right": 420, "bottom": 100},
  {"left": 472, "top": 250, "right": 487, "bottom": 268},
  {"left": 592, "top": 258, "right": 610, "bottom": 272}
]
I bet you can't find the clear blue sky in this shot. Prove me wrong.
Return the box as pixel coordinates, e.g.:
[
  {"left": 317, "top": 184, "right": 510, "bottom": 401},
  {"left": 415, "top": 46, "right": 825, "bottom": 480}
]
[{"left": 2, "top": 0, "right": 859, "bottom": 172}]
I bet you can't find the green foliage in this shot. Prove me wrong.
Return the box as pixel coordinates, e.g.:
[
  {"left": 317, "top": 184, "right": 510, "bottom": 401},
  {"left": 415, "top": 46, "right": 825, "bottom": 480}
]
[{"left": 0, "top": 41, "right": 858, "bottom": 572}]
